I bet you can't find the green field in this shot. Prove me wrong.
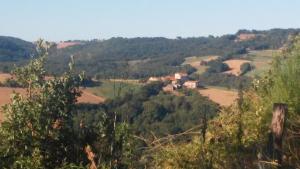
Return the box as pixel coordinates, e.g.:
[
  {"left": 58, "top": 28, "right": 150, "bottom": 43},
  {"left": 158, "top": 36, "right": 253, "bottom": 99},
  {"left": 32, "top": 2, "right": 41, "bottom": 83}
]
[
  {"left": 243, "top": 50, "right": 281, "bottom": 77},
  {"left": 183, "top": 50, "right": 281, "bottom": 77},
  {"left": 182, "top": 55, "right": 219, "bottom": 75},
  {"left": 86, "top": 80, "right": 142, "bottom": 99}
]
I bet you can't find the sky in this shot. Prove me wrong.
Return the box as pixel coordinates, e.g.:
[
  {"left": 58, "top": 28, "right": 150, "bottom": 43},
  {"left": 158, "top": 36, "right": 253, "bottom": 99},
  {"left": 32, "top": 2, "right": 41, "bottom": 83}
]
[{"left": 1, "top": 0, "right": 300, "bottom": 42}]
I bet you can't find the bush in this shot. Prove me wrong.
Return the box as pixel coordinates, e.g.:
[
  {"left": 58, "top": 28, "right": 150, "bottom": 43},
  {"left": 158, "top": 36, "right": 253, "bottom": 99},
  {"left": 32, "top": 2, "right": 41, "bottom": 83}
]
[
  {"left": 1, "top": 78, "right": 22, "bottom": 87},
  {"left": 240, "top": 62, "right": 252, "bottom": 75},
  {"left": 206, "top": 61, "right": 230, "bottom": 73},
  {"left": 195, "top": 72, "right": 252, "bottom": 89}
]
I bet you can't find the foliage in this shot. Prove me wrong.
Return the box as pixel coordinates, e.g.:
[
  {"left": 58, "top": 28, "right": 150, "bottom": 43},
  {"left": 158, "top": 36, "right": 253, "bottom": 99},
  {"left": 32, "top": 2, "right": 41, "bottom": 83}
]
[
  {"left": 0, "top": 40, "right": 84, "bottom": 168},
  {"left": 206, "top": 61, "right": 230, "bottom": 73},
  {"left": 1, "top": 31, "right": 300, "bottom": 168},
  {"left": 0, "top": 40, "right": 132, "bottom": 168},
  {"left": 0, "top": 36, "right": 34, "bottom": 61},
  {"left": 193, "top": 72, "right": 252, "bottom": 89},
  {"left": 86, "top": 80, "right": 142, "bottom": 99},
  {"left": 2, "top": 29, "right": 298, "bottom": 78},
  {"left": 0, "top": 78, "right": 22, "bottom": 87},
  {"left": 150, "top": 35, "right": 300, "bottom": 169},
  {"left": 253, "top": 35, "right": 300, "bottom": 167},
  {"left": 240, "top": 62, "right": 252, "bottom": 75},
  {"left": 104, "top": 83, "right": 219, "bottom": 138}
]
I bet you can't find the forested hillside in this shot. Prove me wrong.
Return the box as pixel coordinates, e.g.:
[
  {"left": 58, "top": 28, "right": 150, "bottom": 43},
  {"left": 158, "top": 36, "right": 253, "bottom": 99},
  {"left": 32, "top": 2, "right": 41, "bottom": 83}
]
[
  {"left": 0, "top": 36, "right": 35, "bottom": 73},
  {"left": 0, "top": 36, "right": 34, "bottom": 61},
  {"left": 0, "top": 29, "right": 299, "bottom": 78},
  {"left": 47, "top": 29, "right": 299, "bottom": 78}
]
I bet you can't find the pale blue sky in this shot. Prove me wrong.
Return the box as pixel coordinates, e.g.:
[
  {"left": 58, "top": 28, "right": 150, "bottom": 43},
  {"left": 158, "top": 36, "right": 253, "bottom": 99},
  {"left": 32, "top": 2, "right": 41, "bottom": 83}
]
[{"left": 1, "top": 0, "right": 300, "bottom": 41}]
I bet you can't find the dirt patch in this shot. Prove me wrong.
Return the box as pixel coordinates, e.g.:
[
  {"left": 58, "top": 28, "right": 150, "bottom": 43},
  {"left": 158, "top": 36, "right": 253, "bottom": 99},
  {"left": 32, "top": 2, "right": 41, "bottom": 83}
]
[
  {"left": 223, "top": 59, "right": 251, "bottom": 76},
  {"left": 0, "top": 87, "right": 26, "bottom": 107},
  {"left": 78, "top": 89, "right": 105, "bottom": 104},
  {"left": 235, "top": 33, "right": 256, "bottom": 42},
  {"left": 57, "top": 42, "right": 81, "bottom": 49},
  {"left": 202, "top": 56, "right": 219, "bottom": 62},
  {"left": 199, "top": 87, "right": 238, "bottom": 106}
]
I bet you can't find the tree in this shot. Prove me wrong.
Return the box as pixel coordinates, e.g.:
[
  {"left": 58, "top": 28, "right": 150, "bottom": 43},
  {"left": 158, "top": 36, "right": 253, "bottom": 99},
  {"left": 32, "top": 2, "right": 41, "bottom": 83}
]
[
  {"left": 0, "top": 40, "right": 86, "bottom": 168},
  {"left": 239, "top": 62, "right": 252, "bottom": 75}
]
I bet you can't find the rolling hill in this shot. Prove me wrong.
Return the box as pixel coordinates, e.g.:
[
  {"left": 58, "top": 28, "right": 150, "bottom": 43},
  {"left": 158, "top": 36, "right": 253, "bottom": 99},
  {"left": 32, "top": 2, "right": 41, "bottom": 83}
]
[
  {"left": 0, "top": 36, "right": 35, "bottom": 61},
  {"left": 0, "top": 28, "right": 299, "bottom": 78}
]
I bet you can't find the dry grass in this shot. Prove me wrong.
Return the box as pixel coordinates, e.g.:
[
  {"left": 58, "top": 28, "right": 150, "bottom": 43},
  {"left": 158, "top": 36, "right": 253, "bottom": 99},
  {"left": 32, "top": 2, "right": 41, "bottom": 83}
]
[
  {"left": 78, "top": 89, "right": 105, "bottom": 104},
  {"left": 0, "top": 87, "right": 26, "bottom": 106},
  {"left": 108, "top": 79, "right": 140, "bottom": 84},
  {"left": 0, "top": 87, "right": 105, "bottom": 122},
  {"left": 223, "top": 59, "right": 251, "bottom": 76},
  {"left": 244, "top": 50, "right": 281, "bottom": 77},
  {"left": 199, "top": 87, "right": 238, "bottom": 106},
  {"left": 0, "top": 87, "right": 26, "bottom": 122},
  {"left": 0, "top": 73, "right": 12, "bottom": 83}
]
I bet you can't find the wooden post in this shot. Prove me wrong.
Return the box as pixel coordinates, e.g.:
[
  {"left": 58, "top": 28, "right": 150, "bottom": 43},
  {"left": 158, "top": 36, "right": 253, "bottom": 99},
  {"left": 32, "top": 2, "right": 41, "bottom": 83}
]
[{"left": 270, "top": 103, "right": 287, "bottom": 168}]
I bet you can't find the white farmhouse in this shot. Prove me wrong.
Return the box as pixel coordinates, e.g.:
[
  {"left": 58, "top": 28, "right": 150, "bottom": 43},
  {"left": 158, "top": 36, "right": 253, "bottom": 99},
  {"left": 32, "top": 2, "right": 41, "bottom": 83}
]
[
  {"left": 183, "top": 81, "right": 200, "bottom": 89},
  {"left": 174, "top": 72, "right": 188, "bottom": 81}
]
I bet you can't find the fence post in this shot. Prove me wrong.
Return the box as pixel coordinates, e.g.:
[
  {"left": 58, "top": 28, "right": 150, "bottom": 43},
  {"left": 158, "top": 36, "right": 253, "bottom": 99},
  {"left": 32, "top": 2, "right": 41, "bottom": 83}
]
[{"left": 270, "top": 103, "right": 287, "bottom": 168}]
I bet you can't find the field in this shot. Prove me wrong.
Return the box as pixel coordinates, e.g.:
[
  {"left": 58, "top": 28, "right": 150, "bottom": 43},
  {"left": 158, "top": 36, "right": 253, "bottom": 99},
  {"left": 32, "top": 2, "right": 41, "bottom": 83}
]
[
  {"left": 0, "top": 87, "right": 104, "bottom": 122},
  {"left": 0, "top": 87, "right": 26, "bottom": 121},
  {"left": 0, "top": 73, "right": 12, "bottom": 83},
  {"left": 243, "top": 50, "right": 280, "bottom": 77},
  {"left": 183, "top": 55, "right": 219, "bottom": 74},
  {"left": 86, "top": 80, "right": 142, "bottom": 99},
  {"left": 78, "top": 89, "right": 105, "bottom": 103},
  {"left": 182, "top": 50, "right": 279, "bottom": 77},
  {"left": 223, "top": 59, "right": 251, "bottom": 76},
  {"left": 199, "top": 87, "right": 238, "bottom": 106}
]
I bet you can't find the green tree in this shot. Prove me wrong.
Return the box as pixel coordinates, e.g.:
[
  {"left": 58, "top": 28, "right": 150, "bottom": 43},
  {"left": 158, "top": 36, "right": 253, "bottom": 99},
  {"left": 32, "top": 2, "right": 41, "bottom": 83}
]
[
  {"left": 0, "top": 40, "right": 85, "bottom": 168},
  {"left": 239, "top": 62, "right": 252, "bottom": 75}
]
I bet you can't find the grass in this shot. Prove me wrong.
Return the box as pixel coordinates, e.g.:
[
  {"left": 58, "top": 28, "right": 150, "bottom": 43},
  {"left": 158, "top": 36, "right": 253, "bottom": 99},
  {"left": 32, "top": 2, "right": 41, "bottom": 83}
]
[
  {"left": 182, "top": 50, "right": 280, "bottom": 77},
  {"left": 198, "top": 86, "right": 238, "bottom": 107},
  {"left": 86, "top": 80, "right": 142, "bottom": 99},
  {"left": 204, "top": 85, "right": 238, "bottom": 92},
  {"left": 182, "top": 55, "right": 219, "bottom": 75},
  {"left": 223, "top": 59, "right": 251, "bottom": 76},
  {"left": 243, "top": 50, "right": 281, "bottom": 77}
]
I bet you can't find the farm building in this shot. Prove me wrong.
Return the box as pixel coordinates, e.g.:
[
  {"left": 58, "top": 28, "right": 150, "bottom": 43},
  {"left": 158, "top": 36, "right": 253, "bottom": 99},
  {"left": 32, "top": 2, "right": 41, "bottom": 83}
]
[
  {"left": 174, "top": 72, "right": 188, "bottom": 81},
  {"left": 183, "top": 81, "right": 200, "bottom": 89}
]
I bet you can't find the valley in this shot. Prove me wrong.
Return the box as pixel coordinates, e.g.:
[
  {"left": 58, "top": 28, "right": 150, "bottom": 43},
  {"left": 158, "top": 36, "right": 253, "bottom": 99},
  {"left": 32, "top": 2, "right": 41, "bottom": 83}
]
[
  {"left": 0, "top": 46, "right": 282, "bottom": 114},
  {"left": 0, "top": 28, "right": 299, "bottom": 168}
]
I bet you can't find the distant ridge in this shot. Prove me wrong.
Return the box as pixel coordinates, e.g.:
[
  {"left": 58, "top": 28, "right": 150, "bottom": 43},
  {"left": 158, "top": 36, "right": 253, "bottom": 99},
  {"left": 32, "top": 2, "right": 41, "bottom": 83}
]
[
  {"left": 0, "top": 36, "right": 34, "bottom": 61},
  {"left": 1, "top": 28, "right": 300, "bottom": 78}
]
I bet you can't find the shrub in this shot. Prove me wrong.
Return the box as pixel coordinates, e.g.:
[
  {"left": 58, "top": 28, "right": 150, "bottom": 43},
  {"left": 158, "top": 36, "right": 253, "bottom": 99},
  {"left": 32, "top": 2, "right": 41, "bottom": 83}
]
[{"left": 240, "top": 62, "right": 252, "bottom": 75}]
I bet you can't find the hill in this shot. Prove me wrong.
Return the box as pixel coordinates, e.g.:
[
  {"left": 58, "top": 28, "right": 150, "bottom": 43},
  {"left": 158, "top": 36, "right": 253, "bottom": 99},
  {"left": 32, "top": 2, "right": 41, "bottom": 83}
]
[
  {"left": 0, "top": 28, "right": 299, "bottom": 78},
  {"left": 0, "top": 36, "right": 35, "bottom": 73},
  {"left": 0, "top": 36, "right": 34, "bottom": 61},
  {"left": 45, "top": 28, "right": 299, "bottom": 78}
]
